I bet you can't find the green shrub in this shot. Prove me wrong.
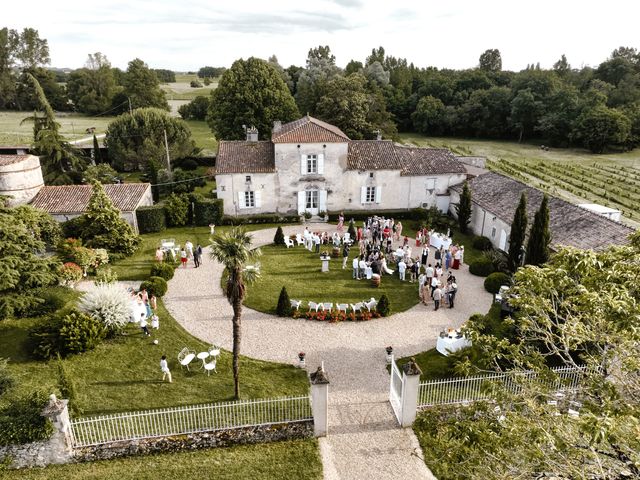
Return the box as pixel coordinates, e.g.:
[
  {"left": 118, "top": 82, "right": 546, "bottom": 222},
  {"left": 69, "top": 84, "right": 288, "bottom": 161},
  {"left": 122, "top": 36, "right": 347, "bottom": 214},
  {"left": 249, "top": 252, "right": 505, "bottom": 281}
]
[
  {"left": 347, "top": 219, "right": 356, "bottom": 240},
  {"left": 468, "top": 258, "right": 496, "bottom": 277},
  {"left": 59, "top": 262, "right": 83, "bottom": 287},
  {"left": 94, "top": 265, "right": 118, "bottom": 285},
  {"left": 140, "top": 276, "right": 168, "bottom": 297},
  {"left": 61, "top": 216, "right": 85, "bottom": 239},
  {"left": 180, "top": 158, "right": 198, "bottom": 171},
  {"left": 276, "top": 286, "right": 292, "bottom": 317},
  {"left": 56, "top": 357, "right": 80, "bottom": 416},
  {"left": 150, "top": 262, "right": 175, "bottom": 281},
  {"left": 484, "top": 272, "right": 512, "bottom": 295},
  {"left": 0, "top": 390, "right": 54, "bottom": 446},
  {"left": 193, "top": 197, "right": 223, "bottom": 226},
  {"left": 472, "top": 236, "right": 494, "bottom": 251},
  {"left": 221, "top": 213, "right": 300, "bottom": 225},
  {"left": 303, "top": 211, "right": 312, "bottom": 220},
  {"left": 274, "top": 226, "right": 285, "bottom": 245},
  {"left": 164, "top": 193, "right": 190, "bottom": 227},
  {"left": 136, "top": 205, "right": 167, "bottom": 234},
  {"left": 58, "top": 311, "right": 107, "bottom": 355},
  {"left": 377, "top": 294, "right": 391, "bottom": 317},
  {"left": 27, "top": 286, "right": 76, "bottom": 317}
]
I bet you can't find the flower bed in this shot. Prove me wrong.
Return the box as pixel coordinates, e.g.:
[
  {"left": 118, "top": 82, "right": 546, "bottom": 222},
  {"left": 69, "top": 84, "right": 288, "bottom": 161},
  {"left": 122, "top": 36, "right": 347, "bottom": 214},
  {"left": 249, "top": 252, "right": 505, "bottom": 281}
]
[{"left": 292, "top": 310, "right": 381, "bottom": 322}]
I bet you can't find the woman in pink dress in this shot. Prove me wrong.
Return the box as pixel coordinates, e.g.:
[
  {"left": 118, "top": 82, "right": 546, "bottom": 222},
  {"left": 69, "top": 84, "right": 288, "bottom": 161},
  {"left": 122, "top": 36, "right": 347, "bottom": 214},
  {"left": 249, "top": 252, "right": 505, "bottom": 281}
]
[
  {"left": 357, "top": 227, "right": 363, "bottom": 241},
  {"left": 337, "top": 212, "right": 344, "bottom": 232}
]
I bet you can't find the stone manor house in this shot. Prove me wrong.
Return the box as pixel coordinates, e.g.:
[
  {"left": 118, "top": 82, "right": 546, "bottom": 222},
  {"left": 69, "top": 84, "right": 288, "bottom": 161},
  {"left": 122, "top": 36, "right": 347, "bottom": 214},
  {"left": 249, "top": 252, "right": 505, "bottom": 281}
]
[{"left": 215, "top": 116, "right": 468, "bottom": 216}]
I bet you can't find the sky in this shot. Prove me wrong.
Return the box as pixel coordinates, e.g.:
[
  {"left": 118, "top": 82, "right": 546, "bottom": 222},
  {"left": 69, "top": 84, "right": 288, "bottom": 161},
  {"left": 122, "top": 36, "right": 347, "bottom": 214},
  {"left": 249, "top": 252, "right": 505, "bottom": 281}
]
[{"left": 4, "top": 0, "right": 640, "bottom": 72}]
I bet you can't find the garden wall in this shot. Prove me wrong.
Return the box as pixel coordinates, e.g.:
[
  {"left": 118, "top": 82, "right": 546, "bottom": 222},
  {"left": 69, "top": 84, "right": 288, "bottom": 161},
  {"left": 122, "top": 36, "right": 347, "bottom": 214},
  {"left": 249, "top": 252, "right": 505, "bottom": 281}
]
[{"left": 73, "top": 421, "right": 314, "bottom": 463}]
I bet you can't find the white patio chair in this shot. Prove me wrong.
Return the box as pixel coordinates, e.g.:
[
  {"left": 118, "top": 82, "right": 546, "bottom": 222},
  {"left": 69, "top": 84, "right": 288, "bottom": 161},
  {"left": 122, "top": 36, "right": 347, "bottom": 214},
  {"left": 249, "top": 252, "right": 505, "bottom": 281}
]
[
  {"left": 208, "top": 345, "right": 221, "bottom": 360},
  {"left": 284, "top": 237, "right": 295, "bottom": 248},
  {"left": 308, "top": 301, "right": 321, "bottom": 312},
  {"left": 343, "top": 232, "right": 351, "bottom": 244},
  {"left": 295, "top": 234, "right": 305, "bottom": 246},
  {"left": 337, "top": 303, "right": 349, "bottom": 313},
  {"left": 178, "top": 347, "right": 196, "bottom": 371},
  {"left": 321, "top": 302, "right": 333, "bottom": 311},
  {"left": 203, "top": 358, "right": 217, "bottom": 376},
  {"left": 364, "top": 298, "right": 378, "bottom": 312},
  {"left": 350, "top": 302, "right": 364, "bottom": 313},
  {"left": 290, "top": 299, "right": 302, "bottom": 310}
]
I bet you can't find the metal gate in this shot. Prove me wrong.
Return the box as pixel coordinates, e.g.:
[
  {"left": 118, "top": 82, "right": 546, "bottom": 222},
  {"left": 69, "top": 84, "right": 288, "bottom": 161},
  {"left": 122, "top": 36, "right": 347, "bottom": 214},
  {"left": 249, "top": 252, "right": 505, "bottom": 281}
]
[{"left": 389, "top": 355, "right": 404, "bottom": 424}]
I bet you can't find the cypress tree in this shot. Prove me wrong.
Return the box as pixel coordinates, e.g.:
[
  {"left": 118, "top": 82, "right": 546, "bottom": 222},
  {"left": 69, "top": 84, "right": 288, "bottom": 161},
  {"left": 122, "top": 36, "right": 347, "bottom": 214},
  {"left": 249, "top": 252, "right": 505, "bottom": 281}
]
[
  {"left": 273, "top": 226, "right": 285, "bottom": 245},
  {"left": 508, "top": 192, "right": 528, "bottom": 272},
  {"left": 92, "top": 134, "right": 102, "bottom": 164},
  {"left": 347, "top": 219, "right": 356, "bottom": 240},
  {"left": 276, "top": 286, "right": 292, "bottom": 316},
  {"left": 456, "top": 181, "right": 472, "bottom": 234},
  {"left": 526, "top": 194, "right": 551, "bottom": 266}
]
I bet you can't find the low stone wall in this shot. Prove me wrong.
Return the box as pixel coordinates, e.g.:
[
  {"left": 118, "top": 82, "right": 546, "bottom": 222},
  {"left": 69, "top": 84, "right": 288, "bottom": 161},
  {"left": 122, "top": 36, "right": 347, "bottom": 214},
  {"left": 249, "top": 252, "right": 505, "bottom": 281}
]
[
  {"left": 73, "top": 421, "right": 314, "bottom": 463},
  {"left": 0, "top": 431, "right": 72, "bottom": 469}
]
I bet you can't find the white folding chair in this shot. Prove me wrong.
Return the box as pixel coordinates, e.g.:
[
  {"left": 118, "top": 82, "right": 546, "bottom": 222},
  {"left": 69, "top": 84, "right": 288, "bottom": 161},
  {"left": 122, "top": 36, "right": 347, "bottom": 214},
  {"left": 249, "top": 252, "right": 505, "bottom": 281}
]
[
  {"left": 321, "top": 302, "right": 333, "bottom": 311},
  {"left": 290, "top": 299, "right": 302, "bottom": 310},
  {"left": 204, "top": 358, "right": 217, "bottom": 376},
  {"left": 308, "top": 301, "right": 321, "bottom": 312},
  {"left": 284, "top": 237, "right": 295, "bottom": 248},
  {"left": 337, "top": 303, "right": 349, "bottom": 313},
  {"left": 364, "top": 298, "right": 378, "bottom": 312},
  {"left": 295, "top": 234, "right": 305, "bottom": 246},
  {"left": 178, "top": 347, "right": 195, "bottom": 371},
  {"left": 350, "top": 302, "right": 364, "bottom": 313}
]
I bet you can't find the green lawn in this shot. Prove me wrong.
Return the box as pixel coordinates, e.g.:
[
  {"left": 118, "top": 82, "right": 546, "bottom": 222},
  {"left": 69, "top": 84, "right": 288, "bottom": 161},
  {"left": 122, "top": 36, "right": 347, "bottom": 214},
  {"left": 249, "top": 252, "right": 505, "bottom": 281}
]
[
  {"left": 243, "top": 244, "right": 420, "bottom": 315},
  {"left": 0, "top": 297, "right": 308, "bottom": 416},
  {"left": 0, "top": 438, "right": 322, "bottom": 480},
  {"left": 184, "top": 119, "right": 217, "bottom": 153}
]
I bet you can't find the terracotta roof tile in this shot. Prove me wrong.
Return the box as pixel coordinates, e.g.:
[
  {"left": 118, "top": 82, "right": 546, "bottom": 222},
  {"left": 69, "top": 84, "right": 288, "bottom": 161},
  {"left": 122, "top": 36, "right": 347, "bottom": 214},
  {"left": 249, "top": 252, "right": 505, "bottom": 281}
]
[
  {"left": 272, "top": 116, "right": 350, "bottom": 143},
  {"left": 396, "top": 147, "right": 467, "bottom": 176},
  {"left": 451, "top": 172, "right": 634, "bottom": 251},
  {"left": 31, "top": 183, "right": 151, "bottom": 213},
  {"left": 215, "top": 141, "right": 275, "bottom": 174},
  {"left": 347, "top": 141, "right": 403, "bottom": 170},
  {"left": 0, "top": 154, "right": 32, "bottom": 166}
]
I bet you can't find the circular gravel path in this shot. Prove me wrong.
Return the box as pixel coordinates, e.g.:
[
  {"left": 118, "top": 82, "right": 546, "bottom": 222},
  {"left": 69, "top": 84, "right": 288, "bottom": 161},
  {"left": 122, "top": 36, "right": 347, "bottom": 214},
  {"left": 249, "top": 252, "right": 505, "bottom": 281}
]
[{"left": 164, "top": 223, "right": 492, "bottom": 480}]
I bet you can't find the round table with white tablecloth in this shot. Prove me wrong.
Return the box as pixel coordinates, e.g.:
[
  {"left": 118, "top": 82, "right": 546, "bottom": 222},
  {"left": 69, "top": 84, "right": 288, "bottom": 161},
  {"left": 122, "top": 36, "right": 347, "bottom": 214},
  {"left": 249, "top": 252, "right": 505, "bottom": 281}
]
[
  {"left": 430, "top": 233, "right": 452, "bottom": 250},
  {"left": 436, "top": 334, "right": 472, "bottom": 356}
]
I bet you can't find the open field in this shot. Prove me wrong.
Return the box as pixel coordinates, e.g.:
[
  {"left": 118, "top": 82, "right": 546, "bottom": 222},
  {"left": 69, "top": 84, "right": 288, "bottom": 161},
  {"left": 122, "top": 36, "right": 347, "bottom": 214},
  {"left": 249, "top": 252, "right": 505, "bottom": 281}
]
[
  {"left": 401, "top": 134, "right": 640, "bottom": 228},
  {"left": 0, "top": 439, "right": 322, "bottom": 480},
  {"left": 161, "top": 73, "right": 218, "bottom": 101},
  {"left": 0, "top": 111, "right": 216, "bottom": 152}
]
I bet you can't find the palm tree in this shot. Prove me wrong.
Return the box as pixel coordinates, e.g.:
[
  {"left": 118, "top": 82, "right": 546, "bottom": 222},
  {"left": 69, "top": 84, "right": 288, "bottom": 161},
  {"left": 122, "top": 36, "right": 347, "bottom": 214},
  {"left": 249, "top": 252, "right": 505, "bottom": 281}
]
[{"left": 209, "top": 227, "right": 261, "bottom": 399}]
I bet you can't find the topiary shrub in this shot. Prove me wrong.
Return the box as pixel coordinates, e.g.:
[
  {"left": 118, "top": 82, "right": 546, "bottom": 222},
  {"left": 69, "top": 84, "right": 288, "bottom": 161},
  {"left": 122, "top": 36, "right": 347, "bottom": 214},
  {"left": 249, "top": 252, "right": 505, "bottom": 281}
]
[
  {"left": 150, "top": 262, "right": 175, "bottom": 281},
  {"left": 377, "top": 294, "right": 391, "bottom": 317},
  {"left": 56, "top": 357, "right": 80, "bottom": 416},
  {"left": 472, "top": 236, "right": 494, "bottom": 251},
  {"left": 484, "top": 272, "right": 512, "bottom": 295},
  {"left": 136, "top": 205, "right": 167, "bottom": 234},
  {"left": 276, "top": 286, "right": 291, "bottom": 317},
  {"left": 78, "top": 283, "right": 131, "bottom": 332},
  {"left": 347, "top": 219, "right": 356, "bottom": 240},
  {"left": 193, "top": 198, "right": 223, "bottom": 226},
  {"left": 274, "top": 226, "right": 285, "bottom": 245},
  {"left": 468, "top": 258, "right": 496, "bottom": 277},
  {"left": 164, "top": 193, "right": 190, "bottom": 227},
  {"left": 0, "top": 390, "right": 54, "bottom": 446},
  {"left": 140, "top": 276, "right": 168, "bottom": 298}
]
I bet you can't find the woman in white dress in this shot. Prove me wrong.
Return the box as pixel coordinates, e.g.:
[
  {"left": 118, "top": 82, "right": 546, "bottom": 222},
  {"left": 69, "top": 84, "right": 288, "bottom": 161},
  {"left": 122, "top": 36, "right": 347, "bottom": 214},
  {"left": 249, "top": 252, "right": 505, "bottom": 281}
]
[{"left": 381, "top": 257, "right": 395, "bottom": 275}]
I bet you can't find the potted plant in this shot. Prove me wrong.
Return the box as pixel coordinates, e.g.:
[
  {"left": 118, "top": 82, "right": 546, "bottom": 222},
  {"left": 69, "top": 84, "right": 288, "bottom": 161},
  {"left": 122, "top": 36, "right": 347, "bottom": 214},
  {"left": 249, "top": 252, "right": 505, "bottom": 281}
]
[
  {"left": 303, "top": 211, "right": 312, "bottom": 221},
  {"left": 298, "top": 352, "right": 306, "bottom": 368},
  {"left": 318, "top": 210, "right": 328, "bottom": 222},
  {"left": 386, "top": 346, "right": 393, "bottom": 364}
]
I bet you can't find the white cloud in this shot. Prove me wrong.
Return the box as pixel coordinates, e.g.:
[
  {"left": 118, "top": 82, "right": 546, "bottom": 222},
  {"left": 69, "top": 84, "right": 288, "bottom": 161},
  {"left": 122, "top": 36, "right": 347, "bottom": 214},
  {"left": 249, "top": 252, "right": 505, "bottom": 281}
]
[{"left": 3, "top": 0, "right": 639, "bottom": 71}]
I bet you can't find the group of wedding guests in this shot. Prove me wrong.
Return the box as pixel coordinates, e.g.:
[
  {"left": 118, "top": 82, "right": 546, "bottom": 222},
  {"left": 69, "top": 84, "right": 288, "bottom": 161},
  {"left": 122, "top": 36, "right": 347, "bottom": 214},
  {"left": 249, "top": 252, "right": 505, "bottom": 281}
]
[
  {"left": 128, "top": 287, "right": 159, "bottom": 336},
  {"left": 155, "top": 240, "right": 203, "bottom": 268}
]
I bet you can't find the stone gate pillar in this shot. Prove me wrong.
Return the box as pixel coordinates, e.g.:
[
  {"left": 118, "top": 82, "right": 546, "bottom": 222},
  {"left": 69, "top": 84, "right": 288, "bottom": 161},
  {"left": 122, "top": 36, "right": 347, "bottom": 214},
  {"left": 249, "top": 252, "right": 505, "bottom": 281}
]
[
  {"left": 309, "top": 366, "right": 329, "bottom": 437},
  {"left": 400, "top": 358, "right": 422, "bottom": 427}
]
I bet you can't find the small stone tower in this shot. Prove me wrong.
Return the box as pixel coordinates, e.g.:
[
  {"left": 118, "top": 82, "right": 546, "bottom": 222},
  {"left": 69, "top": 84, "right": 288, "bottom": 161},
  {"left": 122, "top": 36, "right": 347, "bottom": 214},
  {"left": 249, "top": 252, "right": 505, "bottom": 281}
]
[{"left": 0, "top": 154, "right": 45, "bottom": 206}]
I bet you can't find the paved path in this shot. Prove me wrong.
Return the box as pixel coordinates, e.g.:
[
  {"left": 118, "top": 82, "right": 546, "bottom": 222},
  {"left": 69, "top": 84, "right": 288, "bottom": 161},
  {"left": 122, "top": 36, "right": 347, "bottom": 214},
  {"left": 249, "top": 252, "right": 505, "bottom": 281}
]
[{"left": 164, "top": 224, "right": 492, "bottom": 480}]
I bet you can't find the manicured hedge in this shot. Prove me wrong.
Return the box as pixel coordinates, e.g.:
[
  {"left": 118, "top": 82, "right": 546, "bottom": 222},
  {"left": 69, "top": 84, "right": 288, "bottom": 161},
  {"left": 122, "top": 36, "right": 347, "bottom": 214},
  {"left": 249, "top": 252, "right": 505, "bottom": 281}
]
[
  {"left": 468, "top": 258, "right": 496, "bottom": 277},
  {"left": 139, "top": 276, "right": 168, "bottom": 297},
  {"left": 484, "top": 272, "right": 511, "bottom": 294},
  {"left": 150, "top": 262, "right": 175, "bottom": 281},
  {"left": 136, "top": 205, "right": 167, "bottom": 234},
  {"left": 221, "top": 214, "right": 300, "bottom": 225},
  {"left": 472, "top": 235, "right": 494, "bottom": 251},
  {"left": 193, "top": 197, "right": 223, "bottom": 226}
]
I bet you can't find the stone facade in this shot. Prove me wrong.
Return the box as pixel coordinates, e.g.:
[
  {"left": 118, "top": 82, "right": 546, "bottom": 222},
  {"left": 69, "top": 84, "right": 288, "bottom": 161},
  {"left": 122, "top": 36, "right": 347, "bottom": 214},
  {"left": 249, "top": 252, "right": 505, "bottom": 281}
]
[
  {"left": 73, "top": 421, "right": 314, "bottom": 463},
  {"left": 0, "top": 155, "right": 45, "bottom": 207}
]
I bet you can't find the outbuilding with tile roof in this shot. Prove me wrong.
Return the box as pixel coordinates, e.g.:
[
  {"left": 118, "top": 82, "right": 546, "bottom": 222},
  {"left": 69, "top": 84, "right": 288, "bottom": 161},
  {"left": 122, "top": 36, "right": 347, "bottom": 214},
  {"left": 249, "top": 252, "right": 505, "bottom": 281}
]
[
  {"left": 31, "top": 183, "right": 153, "bottom": 233},
  {"left": 449, "top": 171, "right": 634, "bottom": 252},
  {"left": 215, "top": 116, "right": 468, "bottom": 216}
]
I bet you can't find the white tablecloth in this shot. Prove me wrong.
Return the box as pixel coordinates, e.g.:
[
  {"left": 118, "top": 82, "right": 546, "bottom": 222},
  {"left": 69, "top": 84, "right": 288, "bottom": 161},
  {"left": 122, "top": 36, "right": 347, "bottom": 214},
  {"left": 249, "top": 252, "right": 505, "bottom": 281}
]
[
  {"left": 430, "top": 233, "right": 452, "bottom": 250},
  {"left": 436, "top": 335, "right": 471, "bottom": 356}
]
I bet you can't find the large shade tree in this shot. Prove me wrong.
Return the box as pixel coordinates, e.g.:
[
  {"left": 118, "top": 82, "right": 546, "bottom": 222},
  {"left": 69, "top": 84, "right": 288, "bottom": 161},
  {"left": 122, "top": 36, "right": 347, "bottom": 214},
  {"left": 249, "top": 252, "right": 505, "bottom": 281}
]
[
  {"left": 418, "top": 237, "right": 640, "bottom": 479},
  {"left": 207, "top": 57, "right": 299, "bottom": 140},
  {"left": 122, "top": 58, "right": 169, "bottom": 110},
  {"left": 209, "top": 228, "right": 261, "bottom": 399},
  {"left": 66, "top": 52, "right": 118, "bottom": 115}
]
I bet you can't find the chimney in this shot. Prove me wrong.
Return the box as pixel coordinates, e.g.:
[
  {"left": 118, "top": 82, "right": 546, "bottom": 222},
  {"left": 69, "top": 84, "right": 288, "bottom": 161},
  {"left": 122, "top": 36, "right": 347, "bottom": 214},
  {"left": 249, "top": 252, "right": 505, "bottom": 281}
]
[
  {"left": 273, "top": 120, "right": 282, "bottom": 133},
  {"left": 246, "top": 126, "right": 259, "bottom": 142},
  {"left": 375, "top": 130, "right": 382, "bottom": 141}
]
